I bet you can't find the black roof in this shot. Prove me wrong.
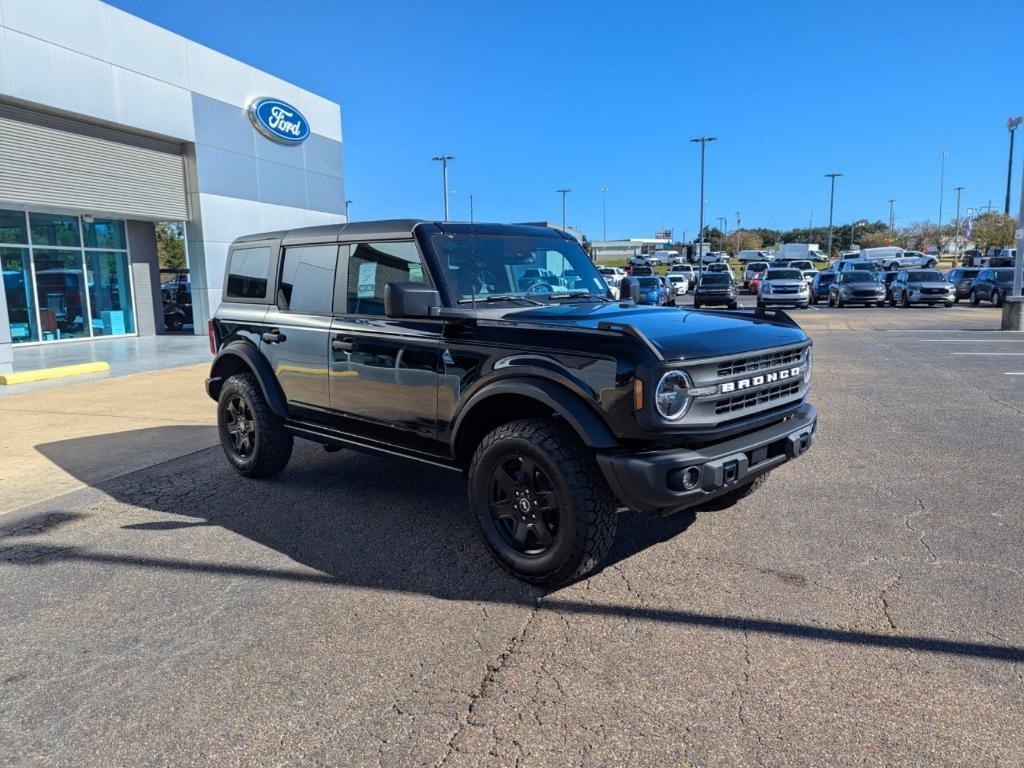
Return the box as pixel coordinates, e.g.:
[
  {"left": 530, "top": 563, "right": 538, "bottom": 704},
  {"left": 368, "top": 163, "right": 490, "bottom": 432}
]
[{"left": 232, "top": 220, "right": 571, "bottom": 246}]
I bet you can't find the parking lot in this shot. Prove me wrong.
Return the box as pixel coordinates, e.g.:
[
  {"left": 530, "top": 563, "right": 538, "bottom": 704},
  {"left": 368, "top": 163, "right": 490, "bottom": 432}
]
[{"left": 2, "top": 303, "right": 1023, "bottom": 767}]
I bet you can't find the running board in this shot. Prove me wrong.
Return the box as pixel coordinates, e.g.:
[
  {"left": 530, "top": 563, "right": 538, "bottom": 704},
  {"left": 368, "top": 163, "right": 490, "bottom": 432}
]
[{"left": 283, "top": 419, "right": 462, "bottom": 472}]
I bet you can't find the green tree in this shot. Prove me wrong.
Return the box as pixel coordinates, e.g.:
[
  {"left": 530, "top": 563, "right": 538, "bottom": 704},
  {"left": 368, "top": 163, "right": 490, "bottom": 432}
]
[
  {"left": 156, "top": 222, "right": 186, "bottom": 270},
  {"left": 968, "top": 212, "right": 1016, "bottom": 253}
]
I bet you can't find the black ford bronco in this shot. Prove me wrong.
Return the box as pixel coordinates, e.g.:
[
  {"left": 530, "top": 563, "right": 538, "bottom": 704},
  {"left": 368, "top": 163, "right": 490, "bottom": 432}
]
[{"left": 206, "top": 221, "right": 816, "bottom": 585}]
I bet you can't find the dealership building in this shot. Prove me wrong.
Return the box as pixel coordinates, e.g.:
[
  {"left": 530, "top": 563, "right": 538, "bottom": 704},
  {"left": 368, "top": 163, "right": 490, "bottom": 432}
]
[{"left": 0, "top": 0, "right": 345, "bottom": 372}]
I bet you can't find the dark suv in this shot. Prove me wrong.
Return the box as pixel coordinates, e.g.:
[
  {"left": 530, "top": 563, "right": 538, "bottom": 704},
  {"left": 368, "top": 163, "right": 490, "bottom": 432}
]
[
  {"left": 206, "top": 221, "right": 816, "bottom": 585},
  {"left": 970, "top": 268, "right": 1016, "bottom": 307}
]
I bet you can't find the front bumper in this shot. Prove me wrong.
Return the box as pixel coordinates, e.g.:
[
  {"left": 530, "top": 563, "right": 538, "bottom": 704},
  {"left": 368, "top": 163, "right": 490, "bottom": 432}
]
[
  {"left": 596, "top": 403, "right": 817, "bottom": 515},
  {"left": 760, "top": 293, "right": 808, "bottom": 306},
  {"left": 909, "top": 291, "right": 954, "bottom": 303},
  {"left": 695, "top": 293, "right": 736, "bottom": 305}
]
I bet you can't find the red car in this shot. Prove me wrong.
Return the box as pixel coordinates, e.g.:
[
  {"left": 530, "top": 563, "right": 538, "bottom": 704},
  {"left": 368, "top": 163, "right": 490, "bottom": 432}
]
[{"left": 749, "top": 274, "right": 764, "bottom": 294}]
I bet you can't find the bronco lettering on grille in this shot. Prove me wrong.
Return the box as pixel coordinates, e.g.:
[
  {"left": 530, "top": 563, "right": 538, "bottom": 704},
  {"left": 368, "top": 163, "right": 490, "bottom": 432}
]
[{"left": 720, "top": 366, "right": 801, "bottom": 393}]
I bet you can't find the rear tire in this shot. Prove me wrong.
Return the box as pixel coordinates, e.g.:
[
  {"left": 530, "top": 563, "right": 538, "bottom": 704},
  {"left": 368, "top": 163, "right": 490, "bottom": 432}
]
[
  {"left": 217, "top": 373, "right": 293, "bottom": 478},
  {"left": 469, "top": 418, "right": 617, "bottom": 586}
]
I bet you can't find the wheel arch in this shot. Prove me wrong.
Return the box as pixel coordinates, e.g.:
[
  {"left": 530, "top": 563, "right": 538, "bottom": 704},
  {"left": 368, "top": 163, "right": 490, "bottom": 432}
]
[
  {"left": 206, "top": 342, "right": 288, "bottom": 418},
  {"left": 450, "top": 378, "right": 618, "bottom": 466}
]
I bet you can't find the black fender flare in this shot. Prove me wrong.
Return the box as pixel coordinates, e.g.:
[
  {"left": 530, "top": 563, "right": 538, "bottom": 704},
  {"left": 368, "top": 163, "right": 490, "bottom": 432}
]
[
  {"left": 206, "top": 342, "right": 288, "bottom": 418},
  {"left": 450, "top": 376, "right": 618, "bottom": 453}
]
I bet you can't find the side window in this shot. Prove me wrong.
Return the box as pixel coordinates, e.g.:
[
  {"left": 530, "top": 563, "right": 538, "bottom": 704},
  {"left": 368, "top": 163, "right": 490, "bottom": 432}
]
[
  {"left": 346, "top": 241, "right": 426, "bottom": 315},
  {"left": 226, "top": 246, "right": 271, "bottom": 299},
  {"left": 278, "top": 244, "right": 338, "bottom": 314}
]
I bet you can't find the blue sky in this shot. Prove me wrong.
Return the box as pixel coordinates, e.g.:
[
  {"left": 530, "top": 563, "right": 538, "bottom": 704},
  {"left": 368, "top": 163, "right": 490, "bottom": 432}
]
[{"left": 111, "top": 0, "right": 1024, "bottom": 240}]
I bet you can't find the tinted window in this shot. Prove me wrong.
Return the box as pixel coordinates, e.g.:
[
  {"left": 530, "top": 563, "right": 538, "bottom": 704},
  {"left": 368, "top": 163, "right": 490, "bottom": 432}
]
[
  {"left": 347, "top": 241, "right": 426, "bottom": 315},
  {"left": 817, "top": 273, "right": 836, "bottom": 285},
  {"left": 840, "top": 271, "right": 877, "bottom": 283},
  {"left": 636, "top": 276, "right": 660, "bottom": 288},
  {"left": 749, "top": 262, "right": 768, "bottom": 270},
  {"left": 278, "top": 244, "right": 337, "bottom": 313},
  {"left": 994, "top": 269, "right": 1014, "bottom": 283},
  {"left": 700, "top": 274, "right": 730, "bottom": 285},
  {"left": 906, "top": 271, "right": 942, "bottom": 283},
  {"left": 765, "top": 269, "right": 803, "bottom": 280},
  {"left": 226, "top": 246, "right": 271, "bottom": 299}
]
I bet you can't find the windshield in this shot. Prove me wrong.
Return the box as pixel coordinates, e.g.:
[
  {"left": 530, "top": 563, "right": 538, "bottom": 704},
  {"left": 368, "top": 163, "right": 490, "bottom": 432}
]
[
  {"left": 906, "top": 271, "right": 943, "bottom": 283},
  {"left": 636, "top": 276, "right": 660, "bottom": 288},
  {"left": 790, "top": 261, "right": 812, "bottom": 270},
  {"left": 749, "top": 262, "right": 768, "bottom": 270},
  {"left": 700, "top": 273, "right": 730, "bottom": 286},
  {"left": 840, "top": 271, "right": 878, "bottom": 283},
  {"left": 667, "top": 275, "right": 685, "bottom": 282},
  {"left": 431, "top": 233, "right": 608, "bottom": 301},
  {"left": 994, "top": 269, "right": 1015, "bottom": 283},
  {"left": 817, "top": 273, "right": 835, "bottom": 284},
  {"left": 765, "top": 269, "right": 802, "bottom": 280}
]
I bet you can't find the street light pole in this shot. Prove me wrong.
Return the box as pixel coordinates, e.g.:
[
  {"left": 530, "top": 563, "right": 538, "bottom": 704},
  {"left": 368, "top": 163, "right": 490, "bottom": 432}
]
[
  {"left": 601, "top": 186, "right": 608, "bottom": 241},
  {"left": 690, "top": 137, "right": 717, "bottom": 275},
  {"left": 717, "top": 217, "right": 727, "bottom": 252},
  {"left": 1007, "top": 117, "right": 1023, "bottom": 215},
  {"left": 432, "top": 155, "right": 454, "bottom": 221},
  {"left": 345, "top": 199, "right": 352, "bottom": 218},
  {"left": 556, "top": 189, "right": 572, "bottom": 232},
  {"left": 735, "top": 211, "right": 741, "bottom": 255},
  {"left": 938, "top": 150, "right": 948, "bottom": 259},
  {"left": 824, "top": 173, "right": 843, "bottom": 258},
  {"left": 954, "top": 186, "right": 965, "bottom": 264},
  {"left": 887, "top": 199, "right": 895, "bottom": 244}
]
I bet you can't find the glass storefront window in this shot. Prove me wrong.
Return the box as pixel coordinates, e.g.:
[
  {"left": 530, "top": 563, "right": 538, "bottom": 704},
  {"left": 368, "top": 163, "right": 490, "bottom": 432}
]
[
  {"left": 30, "top": 213, "right": 81, "bottom": 248},
  {"left": 2, "top": 247, "right": 38, "bottom": 343},
  {"left": 85, "top": 250, "right": 135, "bottom": 336},
  {"left": 0, "top": 210, "right": 28, "bottom": 245},
  {"left": 83, "top": 219, "right": 126, "bottom": 250},
  {"left": 33, "top": 249, "right": 90, "bottom": 340}
]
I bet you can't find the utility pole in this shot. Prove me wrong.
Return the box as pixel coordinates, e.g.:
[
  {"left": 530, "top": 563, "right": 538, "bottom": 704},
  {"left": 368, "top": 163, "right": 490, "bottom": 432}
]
[
  {"left": 825, "top": 173, "right": 843, "bottom": 258},
  {"left": 717, "top": 216, "right": 728, "bottom": 252},
  {"left": 887, "top": 199, "right": 895, "bottom": 244},
  {"left": 938, "top": 150, "right": 949, "bottom": 259},
  {"left": 432, "top": 155, "right": 454, "bottom": 221},
  {"left": 601, "top": 186, "right": 608, "bottom": 241},
  {"left": 345, "top": 199, "right": 352, "bottom": 218},
  {"left": 954, "top": 186, "right": 965, "bottom": 265},
  {"left": 690, "top": 137, "right": 717, "bottom": 275},
  {"left": 469, "top": 193, "right": 474, "bottom": 224},
  {"left": 556, "top": 189, "right": 572, "bottom": 232},
  {"left": 735, "top": 211, "right": 741, "bottom": 255},
  {"left": 1006, "top": 117, "right": 1023, "bottom": 215}
]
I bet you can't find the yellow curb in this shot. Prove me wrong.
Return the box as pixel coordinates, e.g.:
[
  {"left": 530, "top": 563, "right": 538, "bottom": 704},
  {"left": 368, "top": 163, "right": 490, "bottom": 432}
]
[{"left": 0, "top": 361, "right": 111, "bottom": 385}]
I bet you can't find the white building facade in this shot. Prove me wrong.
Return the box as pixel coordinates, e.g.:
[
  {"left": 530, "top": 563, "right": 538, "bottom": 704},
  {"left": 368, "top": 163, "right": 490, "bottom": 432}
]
[{"left": 0, "top": 0, "right": 345, "bottom": 371}]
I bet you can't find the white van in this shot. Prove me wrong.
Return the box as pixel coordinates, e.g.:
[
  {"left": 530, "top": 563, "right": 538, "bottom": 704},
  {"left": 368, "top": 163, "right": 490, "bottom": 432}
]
[{"left": 738, "top": 249, "right": 769, "bottom": 263}]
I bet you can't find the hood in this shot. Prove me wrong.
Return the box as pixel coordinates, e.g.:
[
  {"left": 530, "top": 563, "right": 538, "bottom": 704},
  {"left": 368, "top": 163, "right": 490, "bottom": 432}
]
[
  {"left": 495, "top": 302, "right": 807, "bottom": 360},
  {"left": 839, "top": 281, "right": 883, "bottom": 289}
]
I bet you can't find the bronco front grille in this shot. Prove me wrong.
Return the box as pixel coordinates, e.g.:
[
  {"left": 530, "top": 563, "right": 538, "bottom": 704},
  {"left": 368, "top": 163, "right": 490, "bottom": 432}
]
[
  {"left": 717, "top": 348, "right": 804, "bottom": 377},
  {"left": 713, "top": 380, "right": 802, "bottom": 415}
]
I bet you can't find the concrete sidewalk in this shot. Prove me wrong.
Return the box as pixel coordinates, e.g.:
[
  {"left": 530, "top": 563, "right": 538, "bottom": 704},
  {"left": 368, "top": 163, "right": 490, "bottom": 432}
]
[{"left": 0, "top": 364, "right": 216, "bottom": 514}]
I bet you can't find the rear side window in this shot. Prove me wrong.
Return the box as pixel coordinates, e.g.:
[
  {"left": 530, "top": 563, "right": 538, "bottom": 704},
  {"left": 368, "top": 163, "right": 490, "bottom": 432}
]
[
  {"left": 346, "top": 241, "right": 427, "bottom": 315},
  {"left": 278, "top": 245, "right": 338, "bottom": 314},
  {"left": 226, "top": 246, "right": 271, "bottom": 299}
]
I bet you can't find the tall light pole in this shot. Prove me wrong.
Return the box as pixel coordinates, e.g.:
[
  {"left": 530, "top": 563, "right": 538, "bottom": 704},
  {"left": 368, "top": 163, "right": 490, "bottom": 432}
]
[
  {"left": 345, "top": 199, "right": 352, "bottom": 218},
  {"left": 1007, "top": 117, "right": 1023, "bottom": 215},
  {"left": 735, "top": 211, "right": 741, "bottom": 255},
  {"left": 954, "top": 186, "right": 965, "bottom": 264},
  {"left": 938, "top": 150, "right": 948, "bottom": 259},
  {"left": 690, "top": 136, "right": 717, "bottom": 274},
  {"left": 432, "top": 155, "right": 454, "bottom": 221},
  {"left": 556, "top": 188, "right": 572, "bottom": 231},
  {"left": 887, "top": 199, "right": 895, "bottom": 244},
  {"left": 717, "top": 216, "right": 728, "bottom": 251},
  {"left": 601, "top": 185, "right": 608, "bottom": 241},
  {"left": 825, "top": 172, "right": 843, "bottom": 258}
]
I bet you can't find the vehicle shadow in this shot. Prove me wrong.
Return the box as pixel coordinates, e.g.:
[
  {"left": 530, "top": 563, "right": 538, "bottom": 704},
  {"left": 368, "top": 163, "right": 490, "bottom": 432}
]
[{"left": 22, "top": 426, "right": 1024, "bottom": 664}]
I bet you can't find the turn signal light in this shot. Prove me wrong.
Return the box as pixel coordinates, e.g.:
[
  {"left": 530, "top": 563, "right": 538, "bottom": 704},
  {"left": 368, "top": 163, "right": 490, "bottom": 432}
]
[
  {"left": 633, "top": 378, "right": 644, "bottom": 411},
  {"left": 208, "top": 319, "right": 216, "bottom": 355}
]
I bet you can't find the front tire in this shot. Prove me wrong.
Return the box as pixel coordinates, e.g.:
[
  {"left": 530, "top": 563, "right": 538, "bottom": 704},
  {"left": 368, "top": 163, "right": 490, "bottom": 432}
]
[
  {"left": 901, "top": 292, "right": 910, "bottom": 308},
  {"left": 469, "top": 418, "right": 617, "bottom": 586},
  {"left": 217, "top": 373, "right": 293, "bottom": 478},
  {"left": 971, "top": 289, "right": 980, "bottom": 306},
  {"left": 993, "top": 290, "right": 1003, "bottom": 307}
]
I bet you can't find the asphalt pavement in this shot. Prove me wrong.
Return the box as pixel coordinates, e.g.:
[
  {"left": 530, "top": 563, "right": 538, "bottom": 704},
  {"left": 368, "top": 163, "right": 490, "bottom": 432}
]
[{"left": 1, "top": 303, "right": 1022, "bottom": 767}]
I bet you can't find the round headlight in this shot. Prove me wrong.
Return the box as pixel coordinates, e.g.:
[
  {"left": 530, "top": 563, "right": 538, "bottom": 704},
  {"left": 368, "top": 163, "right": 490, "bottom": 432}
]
[
  {"left": 804, "top": 348, "right": 813, "bottom": 384},
  {"left": 655, "top": 371, "right": 692, "bottom": 420}
]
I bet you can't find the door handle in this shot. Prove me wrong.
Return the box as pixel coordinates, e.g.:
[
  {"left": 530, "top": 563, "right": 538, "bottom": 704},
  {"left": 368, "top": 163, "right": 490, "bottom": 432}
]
[
  {"left": 332, "top": 337, "right": 355, "bottom": 352},
  {"left": 261, "top": 330, "right": 286, "bottom": 343}
]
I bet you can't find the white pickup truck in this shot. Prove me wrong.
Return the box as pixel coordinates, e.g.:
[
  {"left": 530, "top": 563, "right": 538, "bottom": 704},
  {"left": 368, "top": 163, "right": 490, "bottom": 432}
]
[{"left": 860, "top": 247, "right": 937, "bottom": 270}]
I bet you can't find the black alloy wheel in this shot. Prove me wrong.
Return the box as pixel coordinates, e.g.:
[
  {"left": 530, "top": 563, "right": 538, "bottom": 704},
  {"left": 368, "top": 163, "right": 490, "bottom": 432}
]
[
  {"left": 223, "top": 394, "right": 256, "bottom": 458},
  {"left": 488, "top": 456, "right": 560, "bottom": 556}
]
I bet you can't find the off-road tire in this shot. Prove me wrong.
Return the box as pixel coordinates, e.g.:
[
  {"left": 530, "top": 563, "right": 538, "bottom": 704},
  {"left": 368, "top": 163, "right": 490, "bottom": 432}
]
[
  {"left": 693, "top": 473, "right": 767, "bottom": 512},
  {"left": 469, "top": 417, "right": 617, "bottom": 586},
  {"left": 217, "top": 373, "right": 293, "bottom": 478}
]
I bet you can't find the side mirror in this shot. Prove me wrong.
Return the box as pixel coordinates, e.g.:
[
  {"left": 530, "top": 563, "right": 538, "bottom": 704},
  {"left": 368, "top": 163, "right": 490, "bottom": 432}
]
[
  {"left": 621, "top": 277, "right": 641, "bottom": 303},
  {"left": 385, "top": 282, "right": 440, "bottom": 318}
]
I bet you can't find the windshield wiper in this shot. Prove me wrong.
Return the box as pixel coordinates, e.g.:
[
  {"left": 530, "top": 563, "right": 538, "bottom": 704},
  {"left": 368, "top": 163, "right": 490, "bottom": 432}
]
[
  {"left": 456, "top": 294, "right": 546, "bottom": 306},
  {"left": 547, "top": 292, "right": 615, "bottom": 303}
]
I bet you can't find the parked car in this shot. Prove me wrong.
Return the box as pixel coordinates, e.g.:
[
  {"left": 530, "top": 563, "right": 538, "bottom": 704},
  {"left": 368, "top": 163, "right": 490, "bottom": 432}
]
[
  {"left": 660, "top": 275, "right": 676, "bottom": 304},
  {"left": 738, "top": 249, "right": 770, "bottom": 263},
  {"left": 879, "top": 271, "right": 899, "bottom": 303},
  {"left": 665, "top": 273, "right": 690, "bottom": 298},
  {"left": 692, "top": 272, "right": 738, "bottom": 309},
  {"left": 787, "top": 259, "right": 818, "bottom": 284},
  {"left": 827, "top": 270, "right": 886, "bottom": 307},
  {"left": 984, "top": 247, "right": 1017, "bottom": 267},
  {"left": 207, "top": 219, "right": 817, "bottom": 584},
  {"left": 862, "top": 247, "right": 938, "bottom": 271},
  {"left": 702, "top": 250, "right": 729, "bottom": 265},
  {"left": 743, "top": 261, "right": 770, "bottom": 288},
  {"left": 597, "top": 266, "right": 626, "bottom": 287},
  {"left": 945, "top": 267, "right": 981, "bottom": 303},
  {"left": 631, "top": 265, "right": 655, "bottom": 277},
  {"left": 835, "top": 259, "right": 881, "bottom": 274},
  {"left": 628, "top": 255, "right": 649, "bottom": 267},
  {"left": 669, "top": 264, "right": 695, "bottom": 279},
  {"left": 809, "top": 272, "right": 836, "bottom": 305},
  {"left": 633, "top": 275, "right": 666, "bottom": 305},
  {"left": 970, "top": 268, "right": 1017, "bottom": 307},
  {"left": 706, "top": 262, "right": 735, "bottom": 279},
  {"left": 749, "top": 274, "right": 764, "bottom": 294},
  {"left": 889, "top": 269, "right": 955, "bottom": 307},
  {"left": 645, "top": 254, "right": 663, "bottom": 267},
  {"left": 757, "top": 267, "right": 810, "bottom": 309}
]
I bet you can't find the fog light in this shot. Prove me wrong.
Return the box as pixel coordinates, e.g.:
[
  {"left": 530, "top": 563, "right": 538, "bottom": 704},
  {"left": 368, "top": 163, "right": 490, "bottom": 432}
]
[{"left": 681, "top": 466, "right": 701, "bottom": 489}]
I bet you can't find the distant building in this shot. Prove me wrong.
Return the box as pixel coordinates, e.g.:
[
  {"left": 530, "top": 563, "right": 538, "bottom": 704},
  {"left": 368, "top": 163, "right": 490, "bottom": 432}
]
[{"left": 590, "top": 238, "right": 671, "bottom": 261}]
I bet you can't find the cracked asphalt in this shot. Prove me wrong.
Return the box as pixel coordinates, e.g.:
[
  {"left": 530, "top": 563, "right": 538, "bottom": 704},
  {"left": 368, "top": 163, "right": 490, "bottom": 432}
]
[{"left": 2, "top": 305, "right": 1023, "bottom": 767}]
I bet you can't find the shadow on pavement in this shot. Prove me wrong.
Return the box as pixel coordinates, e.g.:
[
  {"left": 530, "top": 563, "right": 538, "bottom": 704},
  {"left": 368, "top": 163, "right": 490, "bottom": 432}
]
[{"left": 21, "top": 426, "right": 1024, "bottom": 665}]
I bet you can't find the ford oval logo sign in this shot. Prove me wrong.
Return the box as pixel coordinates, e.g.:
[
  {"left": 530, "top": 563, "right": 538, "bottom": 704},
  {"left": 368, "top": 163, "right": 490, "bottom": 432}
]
[{"left": 248, "top": 98, "right": 310, "bottom": 144}]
